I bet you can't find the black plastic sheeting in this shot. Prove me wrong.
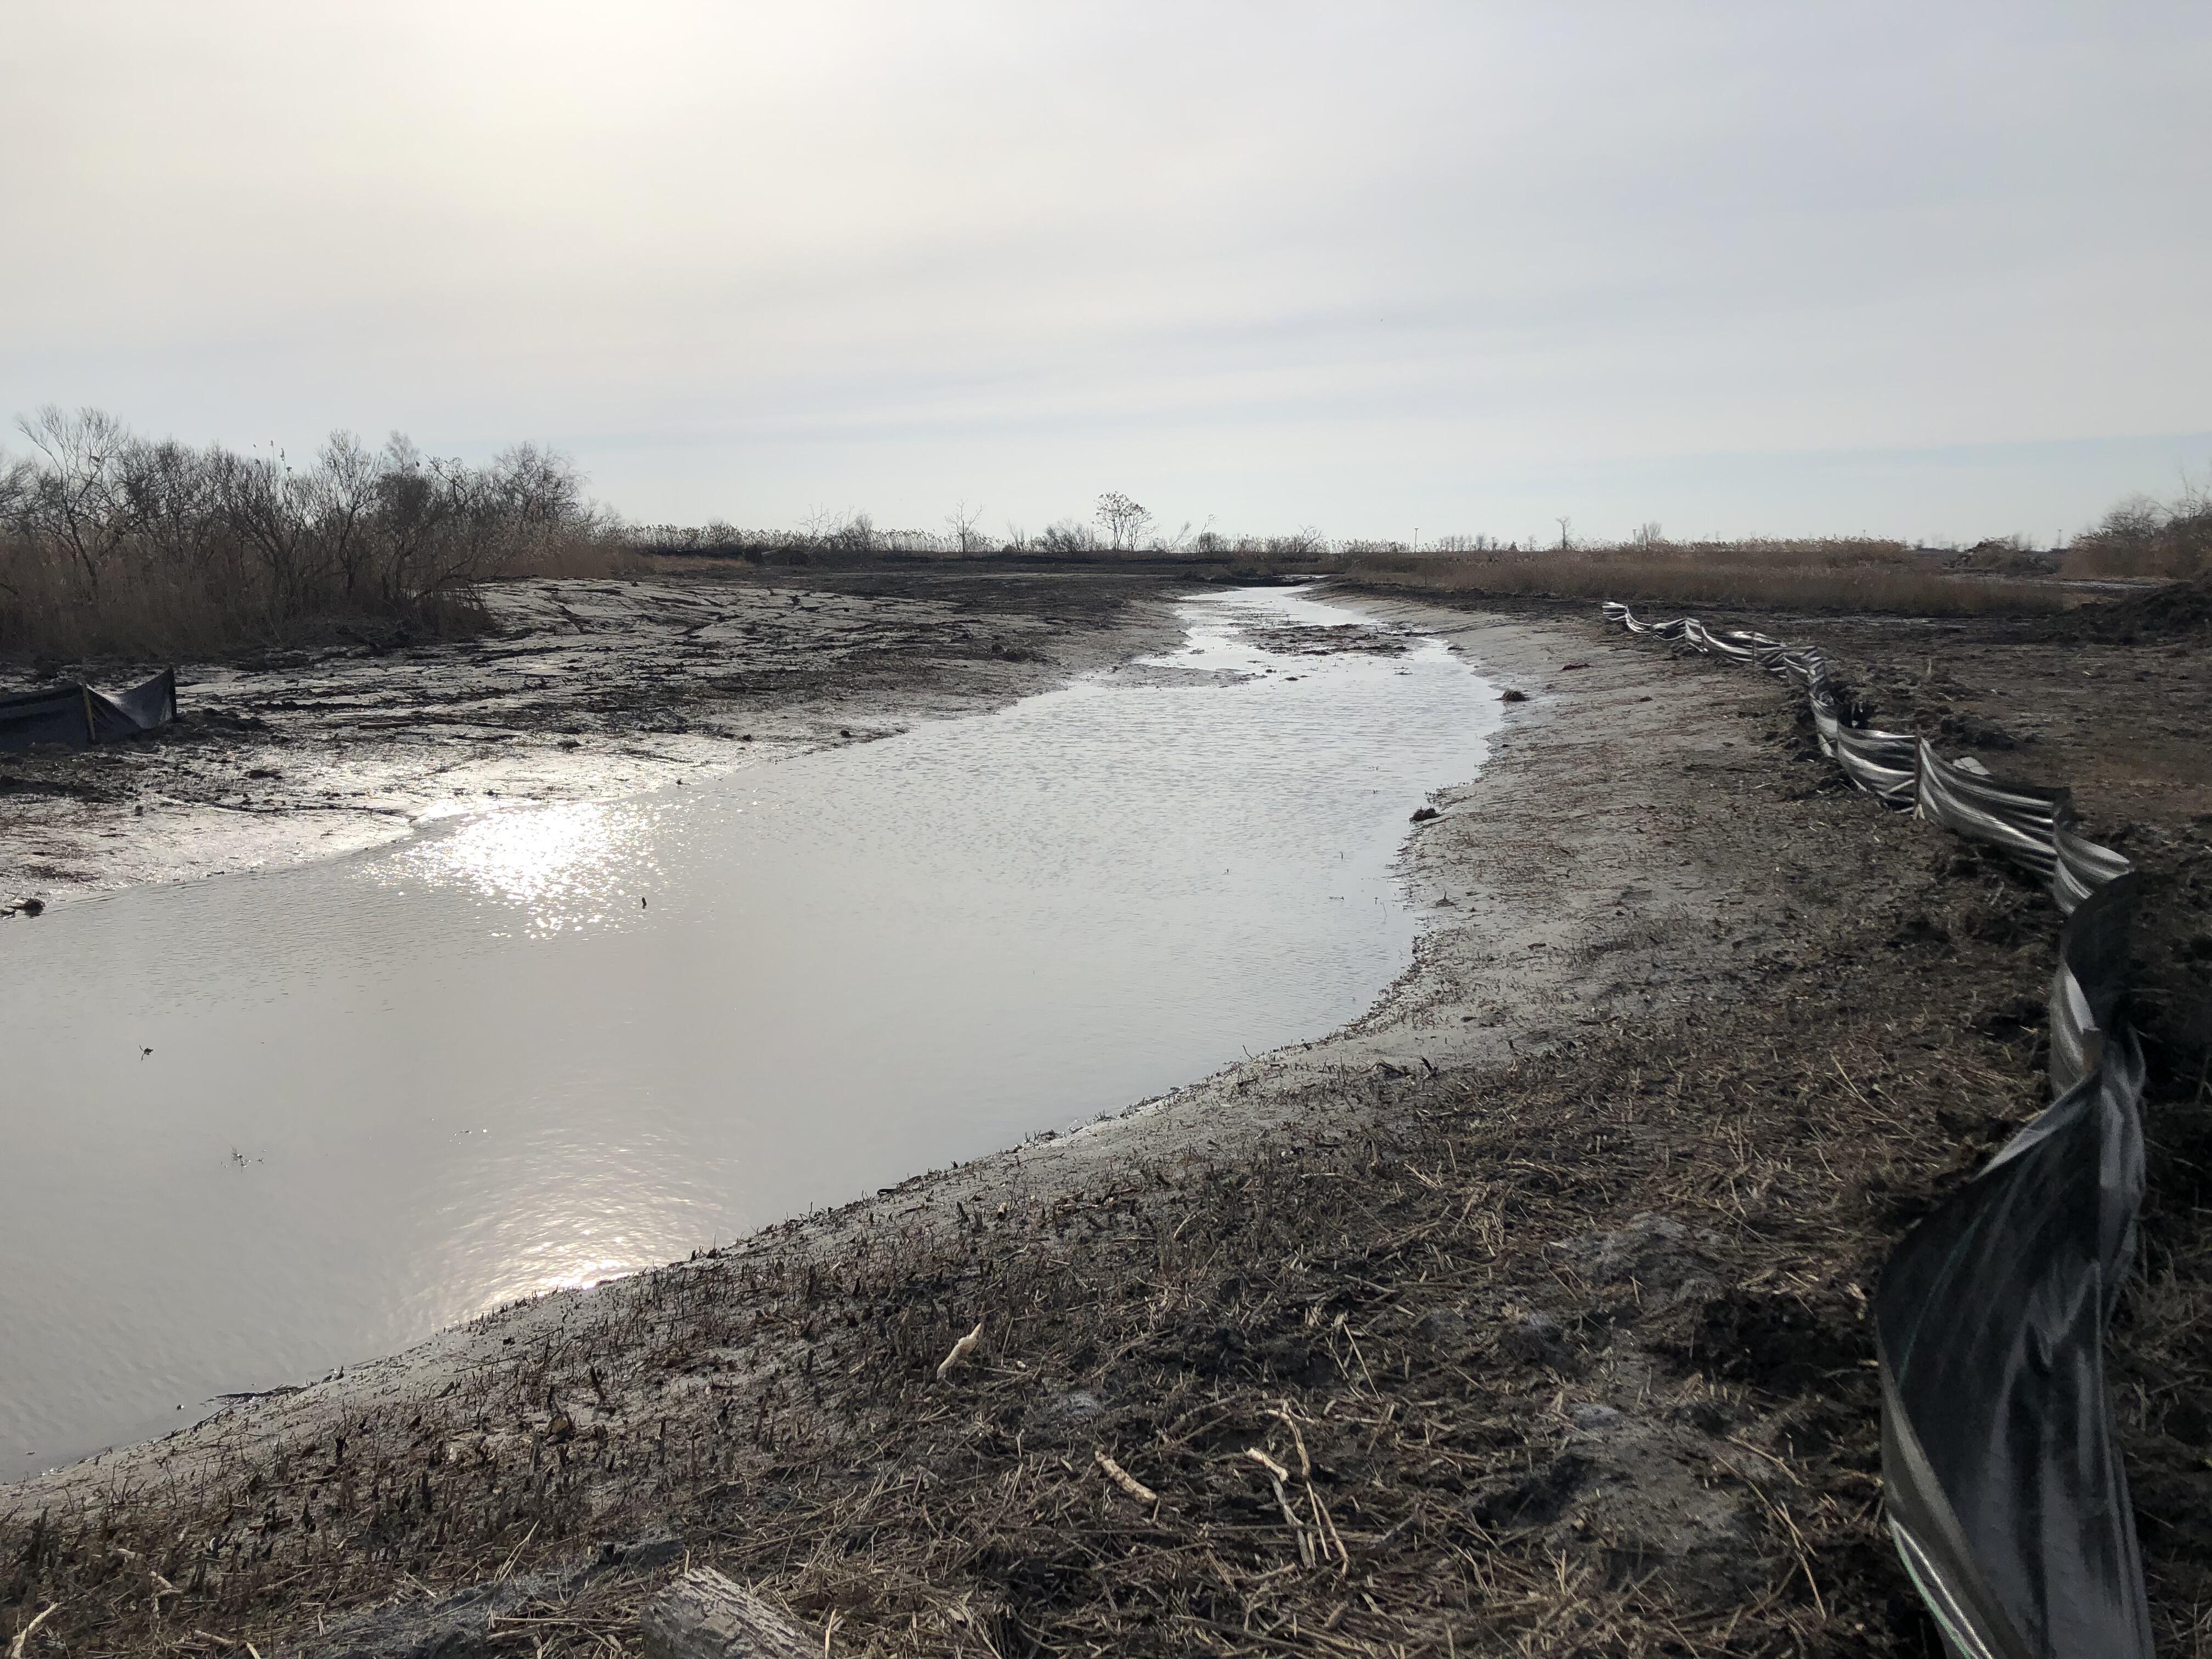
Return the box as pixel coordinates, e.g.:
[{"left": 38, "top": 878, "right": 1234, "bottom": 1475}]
[
  {"left": 1602, "top": 603, "right": 2150, "bottom": 1659},
  {"left": 0, "top": 669, "right": 177, "bottom": 752}
]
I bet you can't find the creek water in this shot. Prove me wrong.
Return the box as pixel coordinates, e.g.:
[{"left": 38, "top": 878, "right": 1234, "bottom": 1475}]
[{"left": 0, "top": 587, "right": 1497, "bottom": 1475}]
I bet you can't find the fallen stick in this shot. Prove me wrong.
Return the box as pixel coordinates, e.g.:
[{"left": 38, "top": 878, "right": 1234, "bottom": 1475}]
[
  {"left": 1267, "top": 1403, "right": 1313, "bottom": 1477},
  {"left": 1310, "top": 1485, "right": 1352, "bottom": 1573},
  {"left": 1094, "top": 1448, "right": 1159, "bottom": 1505},
  {"left": 1248, "top": 1451, "right": 1309, "bottom": 1575},
  {"left": 1268, "top": 1403, "right": 1348, "bottom": 1570},
  {"left": 1252, "top": 1462, "right": 1315, "bottom": 1570},
  {"left": 8, "top": 1606, "right": 57, "bottom": 1659},
  {"left": 935, "top": 1321, "right": 984, "bottom": 1383}
]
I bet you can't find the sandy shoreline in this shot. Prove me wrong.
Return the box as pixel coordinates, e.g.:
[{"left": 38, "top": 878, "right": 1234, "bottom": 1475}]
[{"left": 5, "top": 582, "right": 2208, "bottom": 1656}]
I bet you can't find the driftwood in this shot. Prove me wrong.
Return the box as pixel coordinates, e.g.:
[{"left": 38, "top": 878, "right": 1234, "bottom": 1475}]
[{"left": 639, "top": 1569, "right": 819, "bottom": 1659}]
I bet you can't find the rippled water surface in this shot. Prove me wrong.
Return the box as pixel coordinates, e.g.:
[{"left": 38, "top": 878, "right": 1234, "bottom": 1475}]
[{"left": 1, "top": 588, "right": 1497, "bottom": 1472}]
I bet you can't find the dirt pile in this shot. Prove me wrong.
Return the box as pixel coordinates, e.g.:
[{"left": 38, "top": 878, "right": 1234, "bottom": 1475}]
[{"left": 2053, "top": 574, "right": 2212, "bottom": 641}]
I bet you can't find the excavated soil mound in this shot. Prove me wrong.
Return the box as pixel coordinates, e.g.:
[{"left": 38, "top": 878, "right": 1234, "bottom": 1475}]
[{"left": 2057, "top": 575, "right": 2212, "bottom": 641}]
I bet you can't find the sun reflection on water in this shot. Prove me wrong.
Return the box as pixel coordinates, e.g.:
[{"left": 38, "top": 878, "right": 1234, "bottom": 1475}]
[
  {"left": 482, "top": 1250, "right": 645, "bottom": 1310},
  {"left": 379, "top": 801, "right": 657, "bottom": 932}
]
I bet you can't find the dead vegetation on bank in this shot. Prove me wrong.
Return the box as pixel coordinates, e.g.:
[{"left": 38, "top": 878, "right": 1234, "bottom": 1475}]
[
  {"left": 0, "top": 408, "right": 629, "bottom": 665},
  {"left": 1345, "top": 537, "right": 2065, "bottom": 617},
  {"left": 0, "top": 1013, "right": 1978, "bottom": 1657},
  {"left": 1341, "top": 475, "right": 2212, "bottom": 609}
]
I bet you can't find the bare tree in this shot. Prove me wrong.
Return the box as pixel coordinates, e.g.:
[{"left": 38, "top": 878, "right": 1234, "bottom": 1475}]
[
  {"left": 1555, "top": 516, "right": 1573, "bottom": 551},
  {"left": 489, "top": 443, "right": 585, "bottom": 533},
  {"left": 120, "top": 439, "right": 219, "bottom": 578},
  {"left": 0, "top": 452, "right": 33, "bottom": 525},
  {"left": 0, "top": 452, "right": 33, "bottom": 597},
  {"left": 945, "top": 499, "right": 989, "bottom": 554},
  {"left": 369, "top": 435, "right": 469, "bottom": 603},
  {"left": 310, "top": 431, "right": 379, "bottom": 594},
  {"left": 212, "top": 443, "right": 321, "bottom": 612},
  {"left": 1095, "top": 491, "right": 1153, "bottom": 551},
  {"left": 16, "top": 405, "right": 141, "bottom": 599}
]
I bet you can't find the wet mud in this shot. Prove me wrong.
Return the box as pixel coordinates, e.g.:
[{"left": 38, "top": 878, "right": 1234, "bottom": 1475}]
[
  {"left": 1, "top": 568, "right": 1184, "bottom": 908},
  {"left": 4, "top": 588, "right": 2210, "bottom": 1657}
]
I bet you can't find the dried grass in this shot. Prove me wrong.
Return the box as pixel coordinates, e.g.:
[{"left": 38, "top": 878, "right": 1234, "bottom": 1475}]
[{"left": 1348, "top": 541, "right": 2063, "bottom": 616}]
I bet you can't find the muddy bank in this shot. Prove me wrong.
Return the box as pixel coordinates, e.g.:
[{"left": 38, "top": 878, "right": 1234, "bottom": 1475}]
[
  {"left": 5, "top": 592, "right": 2209, "bottom": 1657},
  {"left": 0, "top": 583, "right": 1487, "bottom": 1477},
  {"left": 0, "top": 568, "right": 1186, "bottom": 908}
]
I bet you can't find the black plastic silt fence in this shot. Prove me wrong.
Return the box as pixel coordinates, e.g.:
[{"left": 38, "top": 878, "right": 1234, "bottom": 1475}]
[
  {"left": 1602, "top": 602, "right": 2150, "bottom": 1659},
  {"left": 0, "top": 668, "right": 177, "bottom": 752}
]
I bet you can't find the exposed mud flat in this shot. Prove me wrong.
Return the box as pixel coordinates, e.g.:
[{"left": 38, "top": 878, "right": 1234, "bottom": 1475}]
[
  {"left": 0, "top": 569, "right": 1184, "bottom": 908},
  {"left": 4, "top": 590, "right": 2209, "bottom": 1658}
]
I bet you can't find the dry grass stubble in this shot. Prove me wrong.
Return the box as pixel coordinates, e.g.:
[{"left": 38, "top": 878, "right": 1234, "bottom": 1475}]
[{"left": 1347, "top": 543, "right": 2063, "bottom": 617}]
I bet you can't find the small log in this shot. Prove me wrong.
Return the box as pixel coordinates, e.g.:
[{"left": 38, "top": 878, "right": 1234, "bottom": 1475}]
[{"left": 640, "top": 1568, "right": 820, "bottom": 1659}]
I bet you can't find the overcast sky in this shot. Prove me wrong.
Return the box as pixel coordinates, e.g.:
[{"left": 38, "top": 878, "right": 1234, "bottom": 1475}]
[{"left": 4, "top": 2, "right": 2208, "bottom": 544}]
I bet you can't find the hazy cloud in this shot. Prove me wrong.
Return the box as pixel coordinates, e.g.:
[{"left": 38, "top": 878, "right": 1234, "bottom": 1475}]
[{"left": 5, "top": 1, "right": 2208, "bottom": 539}]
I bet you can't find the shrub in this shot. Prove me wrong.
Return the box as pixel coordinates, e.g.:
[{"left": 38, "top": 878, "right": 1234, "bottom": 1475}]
[
  {"left": 2063, "top": 483, "right": 2212, "bottom": 580},
  {"left": 1037, "top": 519, "right": 1101, "bottom": 554},
  {"left": 0, "top": 409, "right": 628, "bottom": 662}
]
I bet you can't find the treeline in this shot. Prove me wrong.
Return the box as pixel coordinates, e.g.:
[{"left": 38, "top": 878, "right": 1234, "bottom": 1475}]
[
  {"left": 637, "top": 478, "right": 2212, "bottom": 593},
  {"left": 0, "top": 407, "right": 622, "bottom": 662},
  {"left": 629, "top": 505, "right": 1336, "bottom": 566},
  {"left": 13, "top": 405, "right": 2198, "bottom": 659}
]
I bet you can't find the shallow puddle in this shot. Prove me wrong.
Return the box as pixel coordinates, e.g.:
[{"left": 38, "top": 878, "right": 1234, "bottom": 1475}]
[{"left": 0, "top": 588, "right": 1497, "bottom": 1473}]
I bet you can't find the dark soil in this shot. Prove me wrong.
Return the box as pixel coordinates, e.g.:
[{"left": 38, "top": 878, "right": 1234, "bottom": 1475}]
[
  {"left": 2047, "top": 573, "right": 2212, "bottom": 642},
  {"left": 0, "top": 568, "right": 1189, "bottom": 905}
]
